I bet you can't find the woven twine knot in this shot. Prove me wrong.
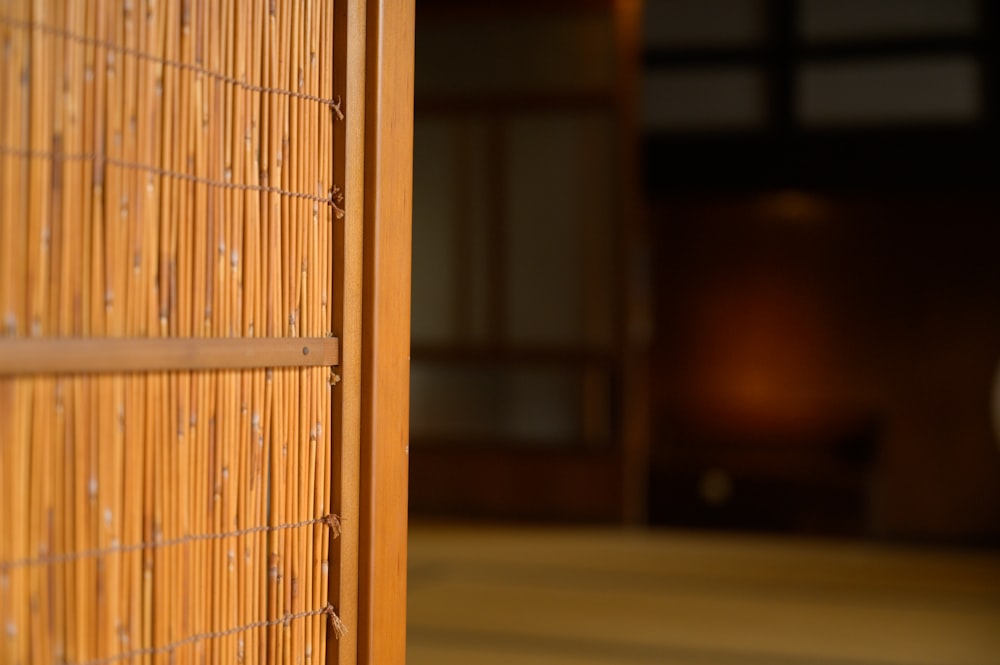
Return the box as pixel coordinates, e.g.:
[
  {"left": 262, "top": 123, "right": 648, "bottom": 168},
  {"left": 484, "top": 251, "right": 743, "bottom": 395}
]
[
  {"left": 324, "top": 605, "right": 347, "bottom": 640},
  {"left": 321, "top": 514, "right": 342, "bottom": 538}
]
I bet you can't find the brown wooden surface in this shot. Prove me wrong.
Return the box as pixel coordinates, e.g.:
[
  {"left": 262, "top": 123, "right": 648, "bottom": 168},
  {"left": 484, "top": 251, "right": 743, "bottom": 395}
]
[
  {"left": 415, "top": 92, "right": 618, "bottom": 115},
  {"left": 411, "top": 343, "right": 616, "bottom": 367},
  {"left": 328, "top": 0, "right": 368, "bottom": 661},
  {"left": 417, "top": 0, "right": 619, "bottom": 20},
  {"left": 358, "top": 0, "right": 414, "bottom": 663},
  {"left": 614, "top": 0, "right": 651, "bottom": 524},
  {"left": 0, "top": 337, "right": 338, "bottom": 375},
  {"left": 409, "top": 447, "right": 623, "bottom": 522}
]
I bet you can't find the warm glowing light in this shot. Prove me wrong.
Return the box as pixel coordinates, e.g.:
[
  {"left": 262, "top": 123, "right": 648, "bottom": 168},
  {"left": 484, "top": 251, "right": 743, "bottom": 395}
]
[
  {"left": 682, "top": 268, "right": 844, "bottom": 438},
  {"left": 757, "top": 189, "right": 831, "bottom": 225}
]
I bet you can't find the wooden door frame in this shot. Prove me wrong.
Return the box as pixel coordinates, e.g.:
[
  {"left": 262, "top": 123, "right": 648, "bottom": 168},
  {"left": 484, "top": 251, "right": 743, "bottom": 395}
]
[
  {"left": 328, "top": 1, "right": 413, "bottom": 663},
  {"left": 358, "top": 0, "right": 414, "bottom": 663}
]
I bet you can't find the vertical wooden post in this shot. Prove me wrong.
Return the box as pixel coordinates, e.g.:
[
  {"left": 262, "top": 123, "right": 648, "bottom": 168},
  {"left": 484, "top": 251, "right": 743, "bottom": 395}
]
[
  {"left": 358, "top": 1, "right": 414, "bottom": 664},
  {"left": 330, "top": 0, "right": 367, "bottom": 662},
  {"left": 614, "top": 0, "right": 652, "bottom": 524}
]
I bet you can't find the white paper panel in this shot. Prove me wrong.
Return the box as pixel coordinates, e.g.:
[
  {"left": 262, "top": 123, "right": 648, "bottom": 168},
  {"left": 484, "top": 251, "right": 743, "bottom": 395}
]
[
  {"left": 410, "top": 364, "right": 587, "bottom": 442},
  {"left": 644, "top": 0, "right": 766, "bottom": 48},
  {"left": 800, "top": 0, "right": 979, "bottom": 42},
  {"left": 643, "top": 67, "right": 767, "bottom": 131},
  {"left": 411, "top": 118, "right": 459, "bottom": 344},
  {"left": 504, "top": 111, "right": 615, "bottom": 346},
  {"left": 417, "top": 13, "right": 616, "bottom": 96},
  {"left": 797, "top": 57, "right": 980, "bottom": 127}
]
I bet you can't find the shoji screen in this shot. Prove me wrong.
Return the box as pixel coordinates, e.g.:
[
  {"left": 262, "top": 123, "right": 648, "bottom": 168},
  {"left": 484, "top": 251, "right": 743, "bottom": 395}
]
[
  {"left": 0, "top": 1, "right": 413, "bottom": 664},
  {"left": 408, "top": 0, "right": 645, "bottom": 523}
]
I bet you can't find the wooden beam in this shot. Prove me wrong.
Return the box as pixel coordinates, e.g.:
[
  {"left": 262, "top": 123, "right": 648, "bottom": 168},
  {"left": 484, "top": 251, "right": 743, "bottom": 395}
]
[
  {"left": 0, "top": 336, "right": 339, "bottom": 375},
  {"left": 415, "top": 91, "right": 616, "bottom": 114},
  {"left": 408, "top": 446, "right": 623, "bottom": 522},
  {"left": 328, "top": 0, "right": 367, "bottom": 662},
  {"left": 410, "top": 343, "right": 617, "bottom": 367},
  {"left": 358, "top": 0, "right": 414, "bottom": 663},
  {"left": 615, "top": 0, "right": 652, "bottom": 524}
]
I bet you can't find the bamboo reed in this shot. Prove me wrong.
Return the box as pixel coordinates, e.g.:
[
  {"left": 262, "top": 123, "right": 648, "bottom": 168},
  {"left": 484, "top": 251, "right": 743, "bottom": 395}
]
[{"left": 0, "top": 1, "right": 343, "bottom": 663}]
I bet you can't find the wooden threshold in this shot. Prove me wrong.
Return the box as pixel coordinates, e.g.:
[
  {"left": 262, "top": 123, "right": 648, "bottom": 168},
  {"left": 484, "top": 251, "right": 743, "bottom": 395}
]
[{"left": 0, "top": 336, "right": 339, "bottom": 375}]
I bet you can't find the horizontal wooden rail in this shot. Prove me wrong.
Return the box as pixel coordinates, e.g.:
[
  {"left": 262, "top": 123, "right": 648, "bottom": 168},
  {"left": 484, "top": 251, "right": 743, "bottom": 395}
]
[
  {"left": 410, "top": 343, "right": 618, "bottom": 367},
  {"left": 0, "top": 337, "right": 339, "bottom": 376}
]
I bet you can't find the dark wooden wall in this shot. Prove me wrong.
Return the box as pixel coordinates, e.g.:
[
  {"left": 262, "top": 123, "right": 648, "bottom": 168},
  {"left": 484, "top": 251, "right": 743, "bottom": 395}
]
[{"left": 648, "top": 193, "right": 1000, "bottom": 543}]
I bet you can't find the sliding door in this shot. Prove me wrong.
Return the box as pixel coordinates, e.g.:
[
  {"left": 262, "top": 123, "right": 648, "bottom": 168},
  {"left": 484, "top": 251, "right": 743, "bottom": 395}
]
[{"left": 0, "top": 1, "right": 412, "bottom": 663}]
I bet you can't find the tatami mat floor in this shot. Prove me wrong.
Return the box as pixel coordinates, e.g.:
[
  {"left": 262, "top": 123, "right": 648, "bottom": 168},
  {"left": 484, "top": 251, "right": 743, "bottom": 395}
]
[{"left": 407, "top": 525, "right": 1000, "bottom": 665}]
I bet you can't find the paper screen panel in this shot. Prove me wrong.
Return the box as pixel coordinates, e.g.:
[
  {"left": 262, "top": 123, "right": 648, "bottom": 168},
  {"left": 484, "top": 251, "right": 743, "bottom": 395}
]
[{"left": 0, "top": 1, "right": 344, "bottom": 663}]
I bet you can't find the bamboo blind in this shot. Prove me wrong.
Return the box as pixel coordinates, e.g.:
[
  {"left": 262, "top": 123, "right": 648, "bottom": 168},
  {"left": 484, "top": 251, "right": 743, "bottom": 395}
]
[{"left": 0, "top": 1, "right": 348, "bottom": 663}]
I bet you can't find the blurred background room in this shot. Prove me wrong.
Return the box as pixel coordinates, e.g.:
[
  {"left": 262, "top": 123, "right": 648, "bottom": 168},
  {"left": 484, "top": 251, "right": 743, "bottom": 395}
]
[{"left": 405, "top": 1, "right": 1000, "bottom": 662}]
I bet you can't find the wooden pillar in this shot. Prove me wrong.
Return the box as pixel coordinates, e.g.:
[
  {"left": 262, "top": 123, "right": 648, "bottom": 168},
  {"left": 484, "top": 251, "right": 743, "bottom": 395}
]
[
  {"left": 357, "top": 1, "right": 415, "bottom": 664},
  {"left": 615, "top": 0, "right": 652, "bottom": 524}
]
